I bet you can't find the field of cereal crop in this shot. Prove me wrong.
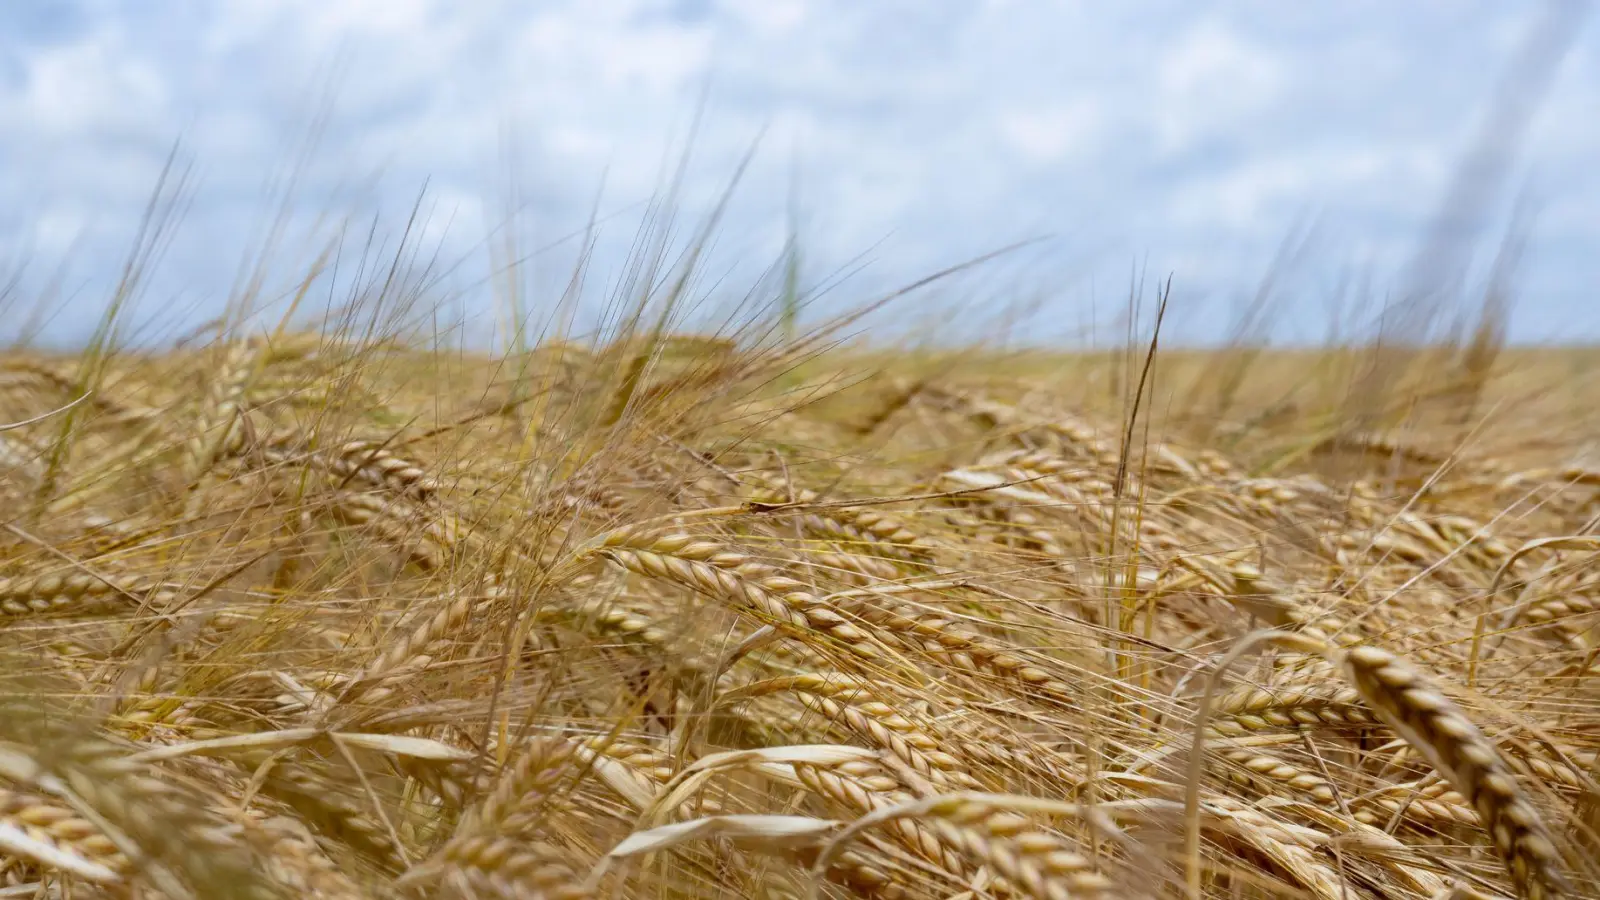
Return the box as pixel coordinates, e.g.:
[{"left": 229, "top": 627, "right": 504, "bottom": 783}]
[{"left": 2, "top": 297, "right": 1599, "bottom": 898}]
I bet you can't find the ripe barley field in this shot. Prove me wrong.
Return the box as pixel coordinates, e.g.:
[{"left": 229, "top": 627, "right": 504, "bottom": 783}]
[{"left": 1, "top": 321, "right": 1599, "bottom": 899}]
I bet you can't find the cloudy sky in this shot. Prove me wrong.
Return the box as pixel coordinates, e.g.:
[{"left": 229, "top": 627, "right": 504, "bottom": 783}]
[{"left": 0, "top": 1, "right": 1596, "bottom": 346}]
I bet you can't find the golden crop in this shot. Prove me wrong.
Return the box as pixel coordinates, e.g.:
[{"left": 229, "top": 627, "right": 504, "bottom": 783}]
[{"left": 1, "top": 320, "right": 1597, "bottom": 899}]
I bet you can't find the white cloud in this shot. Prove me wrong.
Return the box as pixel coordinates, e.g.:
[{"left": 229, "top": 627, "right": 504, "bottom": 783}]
[
  {"left": 1165, "top": 147, "right": 1442, "bottom": 230},
  {"left": 998, "top": 102, "right": 1104, "bottom": 164},
  {"left": 717, "top": 0, "right": 808, "bottom": 36},
  {"left": 0, "top": 1, "right": 1593, "bottom": 344},
  {"left": 7, "top": 28, "right": 166, "bottom": 140},
  {"left": 1153, "top": 19, "right": 1285, "bottom": 154}
]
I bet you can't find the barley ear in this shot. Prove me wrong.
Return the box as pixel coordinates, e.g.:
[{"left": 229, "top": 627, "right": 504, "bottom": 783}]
[{"left": 1340, "top": 645, "right": 1570, "bottom": 900}]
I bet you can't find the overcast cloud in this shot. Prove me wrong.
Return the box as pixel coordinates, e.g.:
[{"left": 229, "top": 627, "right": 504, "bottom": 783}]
[{"left": 0, "top": 1, "right": 1595, "bottom": 346}]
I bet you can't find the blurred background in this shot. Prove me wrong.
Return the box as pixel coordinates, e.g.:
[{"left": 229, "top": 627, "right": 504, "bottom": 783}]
[{"left": 0, "top": 0, "right": 1594, "bottom": 348}]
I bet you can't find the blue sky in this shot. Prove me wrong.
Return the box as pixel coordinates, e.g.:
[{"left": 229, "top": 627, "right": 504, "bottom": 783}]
[{"left": 0, "top": 1, "right": 1595, "bottom": 346}]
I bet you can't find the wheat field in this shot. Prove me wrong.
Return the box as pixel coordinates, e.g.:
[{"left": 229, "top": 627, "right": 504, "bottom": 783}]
[{"left": 1, "top": 312, "right": 1598, "bottom": 899}]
